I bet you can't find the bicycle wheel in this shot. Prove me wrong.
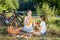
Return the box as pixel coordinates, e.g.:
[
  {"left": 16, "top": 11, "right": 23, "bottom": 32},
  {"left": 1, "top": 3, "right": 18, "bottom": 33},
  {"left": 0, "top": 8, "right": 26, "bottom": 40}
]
[{"left": 0, "top": 15, "right": 4, "bottom": 26}]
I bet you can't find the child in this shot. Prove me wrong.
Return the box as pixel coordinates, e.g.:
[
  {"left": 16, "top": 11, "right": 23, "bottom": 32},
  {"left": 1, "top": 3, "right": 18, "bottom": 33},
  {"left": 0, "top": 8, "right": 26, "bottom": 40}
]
[{"left": 33, "top": 15, "right": 46, "bottom": 36}]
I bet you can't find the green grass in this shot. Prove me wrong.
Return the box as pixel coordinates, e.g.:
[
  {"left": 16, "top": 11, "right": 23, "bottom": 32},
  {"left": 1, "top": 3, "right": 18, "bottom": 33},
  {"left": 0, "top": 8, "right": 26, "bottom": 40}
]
[{"left": 0, "top": 26, "right": 60, "bottom": 40}]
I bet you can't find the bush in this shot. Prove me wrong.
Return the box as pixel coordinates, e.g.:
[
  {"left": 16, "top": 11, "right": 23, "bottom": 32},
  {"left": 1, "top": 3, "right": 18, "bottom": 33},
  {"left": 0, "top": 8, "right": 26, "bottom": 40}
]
[
  {"left": 54, "top": 19, "right": 60, "bottom": 27},
  {"left": 35, "top": 19, "right": 41, "bottom": 24},
  {"left": 35, "top": 2, "right": 58, "bottom": 16},
  {"left": 48, "top": 17, "right": 60, "bottom": 28}
]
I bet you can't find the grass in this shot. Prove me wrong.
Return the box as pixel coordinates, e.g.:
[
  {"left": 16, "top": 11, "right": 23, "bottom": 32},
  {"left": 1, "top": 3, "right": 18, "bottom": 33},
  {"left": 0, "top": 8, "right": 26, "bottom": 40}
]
[{"left": 0, "top": 26, "right": 60, "bottom": 40}]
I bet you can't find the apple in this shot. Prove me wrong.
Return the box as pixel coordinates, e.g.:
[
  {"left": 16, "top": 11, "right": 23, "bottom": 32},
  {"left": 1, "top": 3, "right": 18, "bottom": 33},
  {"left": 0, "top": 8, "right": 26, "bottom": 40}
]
[{"left": 35, "top": 22, "right": 38, "bottom": 25}]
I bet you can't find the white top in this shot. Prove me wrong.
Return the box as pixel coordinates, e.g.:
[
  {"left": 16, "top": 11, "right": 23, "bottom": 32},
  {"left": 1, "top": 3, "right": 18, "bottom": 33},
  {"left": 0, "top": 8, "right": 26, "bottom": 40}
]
[
  {"left": 40, "top": 21, "right": 46, "bottom": 34},
  {"left": 23, "top": 19, "right": 34, "bottom": 32},
  {"left": 25, "top": 19, "right": 33, "bottom": 28}
]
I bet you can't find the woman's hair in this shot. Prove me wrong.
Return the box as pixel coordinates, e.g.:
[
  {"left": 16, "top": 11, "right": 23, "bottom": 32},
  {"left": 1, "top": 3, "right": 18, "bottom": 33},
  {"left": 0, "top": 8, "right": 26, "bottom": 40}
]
[
  {"left": 40, "top": 15, "right": 46, "bottom": 21},
  {"left": 27, "top": 9, "right": 32, "bottom": 12}
]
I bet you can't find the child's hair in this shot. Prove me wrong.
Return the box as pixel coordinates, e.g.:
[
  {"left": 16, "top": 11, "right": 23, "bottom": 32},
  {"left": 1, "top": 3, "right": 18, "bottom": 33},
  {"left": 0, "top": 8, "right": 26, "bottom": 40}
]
[{"left": 40, "top": 15, "right": 46, "bottom": 21}]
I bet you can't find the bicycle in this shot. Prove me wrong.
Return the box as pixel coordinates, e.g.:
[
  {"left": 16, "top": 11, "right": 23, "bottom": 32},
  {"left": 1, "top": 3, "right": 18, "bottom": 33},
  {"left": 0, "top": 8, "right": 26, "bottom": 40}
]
[{"left": 0, "top": 11, "right": 24, "bottom": 26}]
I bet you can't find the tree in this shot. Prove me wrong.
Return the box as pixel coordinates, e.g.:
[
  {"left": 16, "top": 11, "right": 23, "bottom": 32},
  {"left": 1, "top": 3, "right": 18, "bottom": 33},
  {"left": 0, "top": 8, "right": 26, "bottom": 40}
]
[
  {"left": 0, "top": 0, "right": 19, "bottom": 13},
  {"left": 35, "top": 4, "right": 42, "bottom": 15},
  {"left": 34, "top": 0, "right": 60, "bottom": 15},
  {"left": 35, "top": 3, "right": 58, "bottom": 16}
]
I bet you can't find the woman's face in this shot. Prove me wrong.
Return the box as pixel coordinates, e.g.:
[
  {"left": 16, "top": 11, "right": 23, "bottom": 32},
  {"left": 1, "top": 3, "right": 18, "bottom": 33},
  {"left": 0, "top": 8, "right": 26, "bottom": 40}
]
[{"left": 27, "top": 11, "right": 32, "bottom": 16}]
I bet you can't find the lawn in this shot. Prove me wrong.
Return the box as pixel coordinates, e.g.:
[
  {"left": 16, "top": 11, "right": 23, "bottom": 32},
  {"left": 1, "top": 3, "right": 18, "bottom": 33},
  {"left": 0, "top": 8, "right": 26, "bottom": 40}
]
[{"left": 0, "top": 25, "right": 60, "bottom": 40}]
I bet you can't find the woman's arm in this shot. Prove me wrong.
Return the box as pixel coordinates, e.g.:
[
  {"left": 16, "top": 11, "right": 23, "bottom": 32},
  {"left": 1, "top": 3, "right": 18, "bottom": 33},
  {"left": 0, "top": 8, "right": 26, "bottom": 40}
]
[
  {"left": 33, "top": 18, "right": 36, "bottom": 30},
  {"left": 24, "top": 16, "right": 27, "bottom": 25}
]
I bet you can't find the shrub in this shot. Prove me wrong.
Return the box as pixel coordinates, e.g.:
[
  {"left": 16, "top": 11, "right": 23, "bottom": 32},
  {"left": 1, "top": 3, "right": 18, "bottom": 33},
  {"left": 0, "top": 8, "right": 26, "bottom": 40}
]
[
  {"left": 48, "top": 17, "right": 60, "bottom": 28},
  {"left": 35, "top": 2, "right": 58, "bottom": 16},
  {"left": 35, "top": 19, "right": 41, "bottom": 24}
]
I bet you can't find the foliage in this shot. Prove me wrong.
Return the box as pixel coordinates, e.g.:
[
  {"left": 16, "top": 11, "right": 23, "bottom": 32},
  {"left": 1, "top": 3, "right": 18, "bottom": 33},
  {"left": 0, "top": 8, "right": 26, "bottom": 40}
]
[
  {"left": 34, "top": 0, "right": 60, "bottom": 15},
  {"left": 5, "top": 13, "right": 13, "bottom": 18},
  {"left": 35, "top": 3, "right": 58, "bottom": 16},
  {"left": 0, "top": 0, "right": 19, "bottom": 13},
  {"left": 35, "top": 18, "right": 41, "bottom": 24},
  {"left": 34, "top": 0, "right": 60, "bottom": 6},
  {"left": 35, "top": 3, "right": 42, "bottom": 16},
  {"left": 48, "top": 17, "right": 60, "bottom": 27}
]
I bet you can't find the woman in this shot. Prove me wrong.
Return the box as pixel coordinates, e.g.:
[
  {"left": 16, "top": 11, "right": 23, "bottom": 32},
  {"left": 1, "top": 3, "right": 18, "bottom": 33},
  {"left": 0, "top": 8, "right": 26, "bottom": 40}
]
[
  {"left": 21, "top": 10, "right": 34, "bottom": 33},
  {"left": 16, "top": 10, "right": 34, "bottom": 38}
]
